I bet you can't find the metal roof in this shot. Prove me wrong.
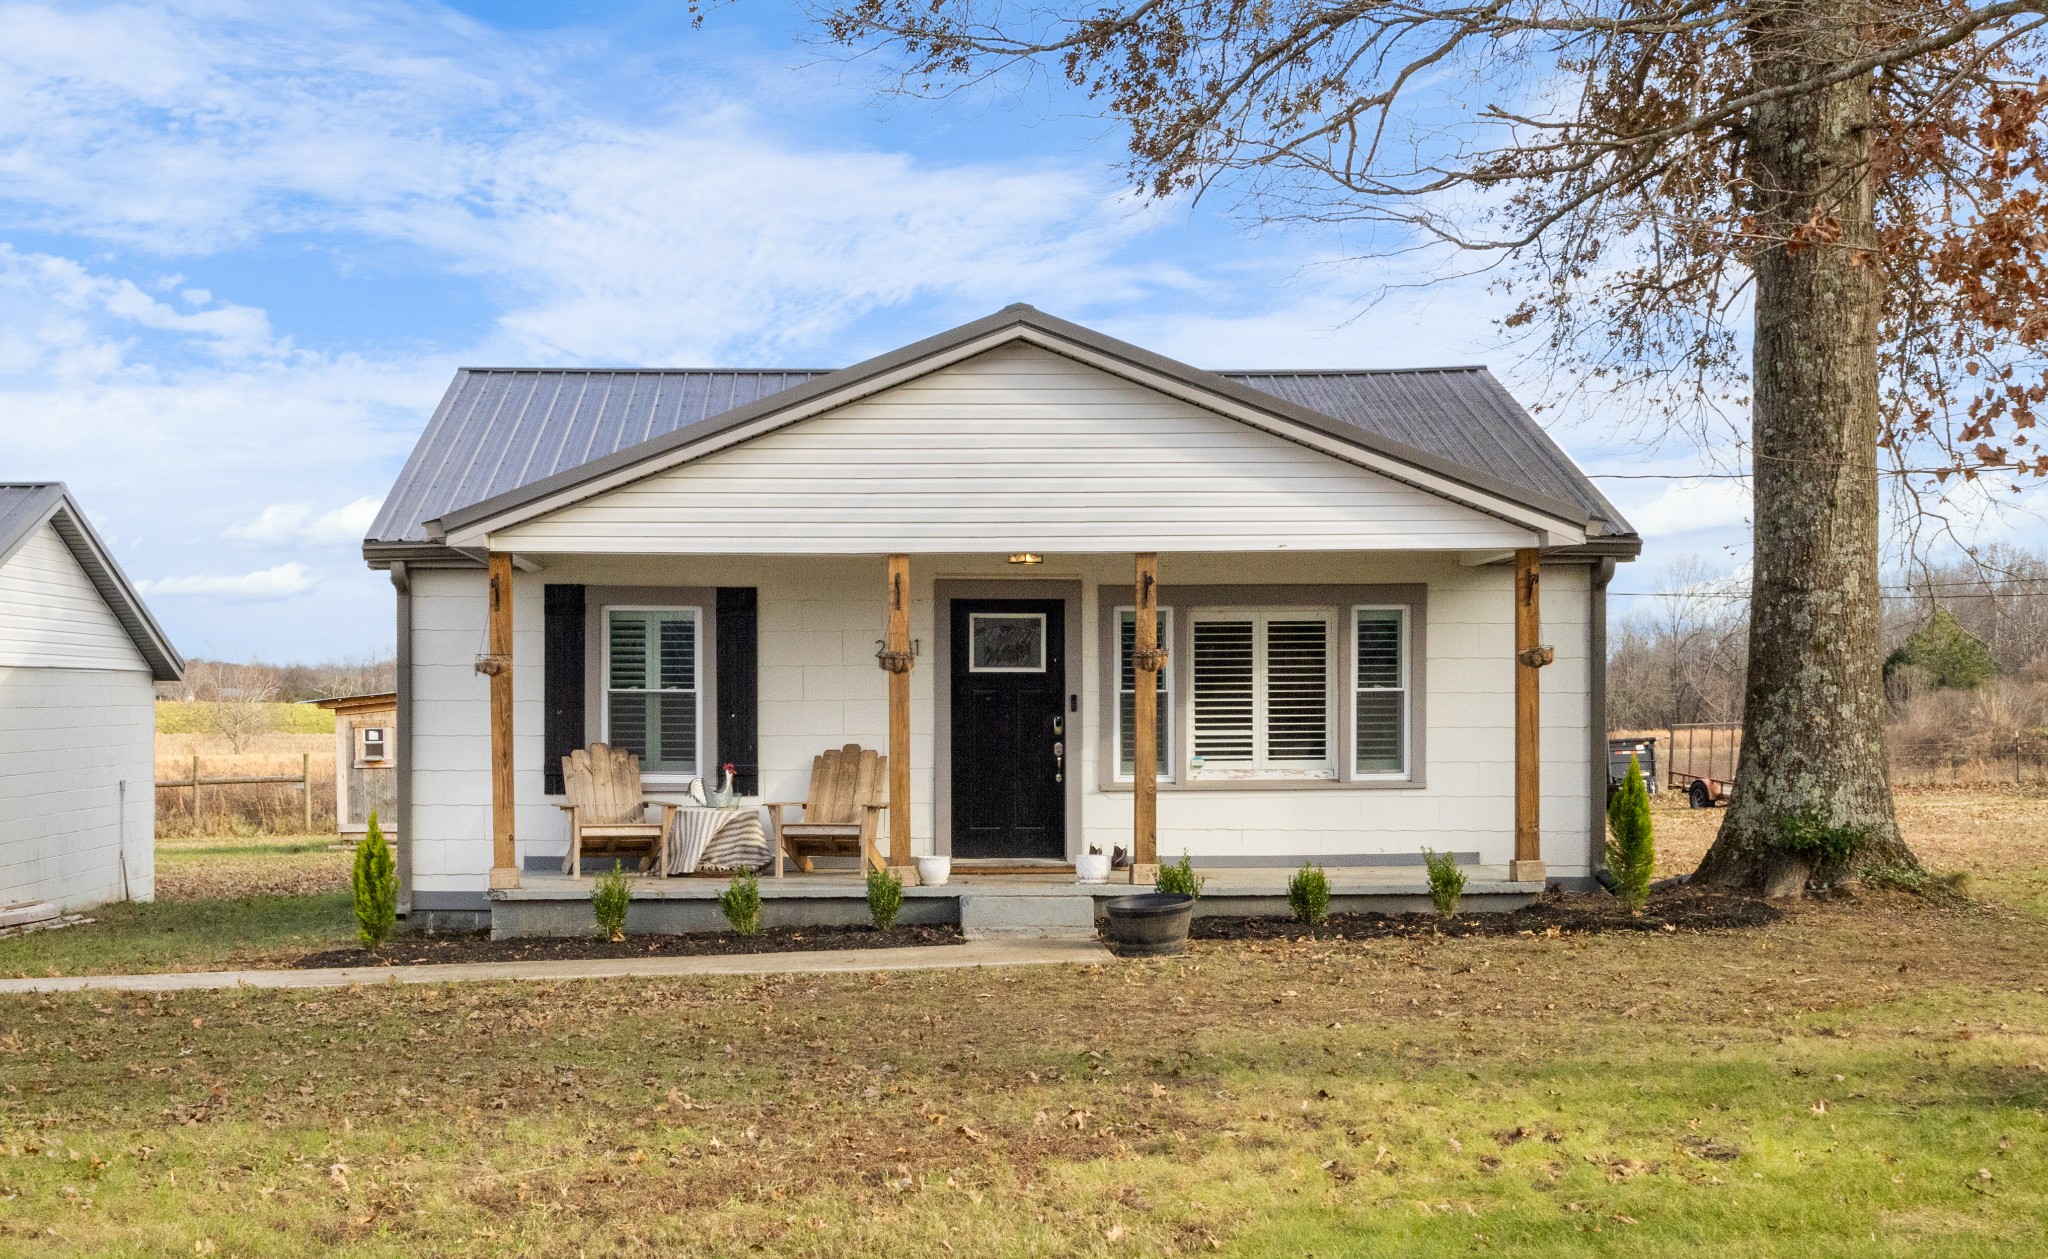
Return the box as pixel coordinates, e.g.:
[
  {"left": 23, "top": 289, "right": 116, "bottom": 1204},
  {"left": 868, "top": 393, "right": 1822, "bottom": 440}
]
[
  {"left": 0, "top": 482, "right": 184, "bottom": 681},
  {"left": 367, "top": 308, "right": 1632, "bottom": 549}
]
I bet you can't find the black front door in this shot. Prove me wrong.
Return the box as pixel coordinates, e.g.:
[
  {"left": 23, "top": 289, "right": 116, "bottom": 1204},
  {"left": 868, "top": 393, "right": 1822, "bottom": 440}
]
[{"left": 950, "top": 598, "right": 1066, "bottom": 860}]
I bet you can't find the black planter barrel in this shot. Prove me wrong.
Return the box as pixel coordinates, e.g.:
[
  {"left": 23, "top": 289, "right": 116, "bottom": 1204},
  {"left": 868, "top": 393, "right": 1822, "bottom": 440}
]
[{"left": 1102, "top": 892, "right": 1194, "bottom": 957}]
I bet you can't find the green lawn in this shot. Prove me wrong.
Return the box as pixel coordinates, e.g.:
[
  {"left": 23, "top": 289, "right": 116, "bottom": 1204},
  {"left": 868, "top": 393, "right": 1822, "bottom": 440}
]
[
  {"left": 0, "top": 835, "right": 353, "bottom": 978},
  {"left": 3, "top": 893, "right": 2046, "bottom": 1255}
]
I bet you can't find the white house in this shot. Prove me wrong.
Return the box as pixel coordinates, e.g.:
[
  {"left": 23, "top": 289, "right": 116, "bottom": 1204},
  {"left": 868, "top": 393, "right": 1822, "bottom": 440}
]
[
  {"left": 0, "top": 483, "right": 182, "bottom": 914},
  {"left": 363, "top": 307, "right": 1638, "bottom": 932}
]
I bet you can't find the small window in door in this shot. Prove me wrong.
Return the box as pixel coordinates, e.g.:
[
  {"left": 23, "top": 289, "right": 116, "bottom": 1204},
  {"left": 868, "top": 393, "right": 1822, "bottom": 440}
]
[{"left": 968, "top": 612, "right": 1047, "bottom": 672}]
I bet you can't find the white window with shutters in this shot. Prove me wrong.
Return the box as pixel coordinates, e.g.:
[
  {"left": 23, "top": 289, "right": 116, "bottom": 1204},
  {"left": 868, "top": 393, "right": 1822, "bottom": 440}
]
[
  {"left": 1114, "top": 607, "right": 1174, "bottom": 782},
  {"left": 602, "top": 606, "right": 702, "bottom": 777},
  {"left": 1352, "top": 606, "right": 1409, "bottom": 777},
  {"left": 1188, "top": 608, "right": 1337, "bottom": 779}
]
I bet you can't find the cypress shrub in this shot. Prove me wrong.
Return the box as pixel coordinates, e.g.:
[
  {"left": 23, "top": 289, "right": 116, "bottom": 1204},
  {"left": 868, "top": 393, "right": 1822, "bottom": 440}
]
[
  {"left": 866, "top": 866, "right": 903, "bottom": 931},
  {"left": 1606, "top": 754, "right": 1656, "bottom": 914},
  {"left": 351, "top": 811, "right": 397, "bottom": 949},
  {"left": 1287, "top": 862, "right": 1331, "bottom": 925},
  {"left": 1423, "top": 848, "right": 1465, "bottom": 919},
  {"left": 719, "top": 869, "right": 763, "bottom": 936},
  {"left": 592, "top": 866, "right": 631, "bottom": 941}
]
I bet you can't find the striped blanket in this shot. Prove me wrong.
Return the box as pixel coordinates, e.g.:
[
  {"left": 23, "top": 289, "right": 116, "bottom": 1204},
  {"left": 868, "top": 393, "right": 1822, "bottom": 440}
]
[{"left": 662, "top": 806, "right": 771, "bottom": 875}]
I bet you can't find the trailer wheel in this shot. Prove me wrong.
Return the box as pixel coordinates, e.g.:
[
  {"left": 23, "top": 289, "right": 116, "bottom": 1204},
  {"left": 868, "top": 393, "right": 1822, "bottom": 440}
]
[{"left": 1687, "top": 780, "right": 1714, "bottom": 810}]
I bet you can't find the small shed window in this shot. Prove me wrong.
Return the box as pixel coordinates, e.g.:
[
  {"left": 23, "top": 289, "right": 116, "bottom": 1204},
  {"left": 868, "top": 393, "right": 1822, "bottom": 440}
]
[
  {"left": 604, "top": 607, "right": 702, "bottom": 776},
  {"left": 356, "top": 725, "right": 390, "bottom": 766}
]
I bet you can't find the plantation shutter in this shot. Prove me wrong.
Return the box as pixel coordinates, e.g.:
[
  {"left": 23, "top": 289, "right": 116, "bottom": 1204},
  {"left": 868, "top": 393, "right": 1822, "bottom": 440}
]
[
  {"left": 1117, "top": 609, "right": 1172, "bottom": 778},
  {"left": 542, "top": 584, "right": 586, "bottom": 795},
  {"left": 1191, "top": 610, "right": 1335, "bottom": 775},
  {"left": 1191, "top": 617, "right": 1256, "bottom": 765},
  {"left": 1265, "top": 618, "right": 1330, "bottom": 764},
  {"left": 605, "top": 609, "right": 699, "bottom": 774},
  {"left": 1354, "top": 608, "right": 1407, "bottom": 774}
]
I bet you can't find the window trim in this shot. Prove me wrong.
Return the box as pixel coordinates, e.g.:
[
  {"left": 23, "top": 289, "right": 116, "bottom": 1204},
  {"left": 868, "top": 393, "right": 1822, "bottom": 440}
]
[
  {"left": 1350, "top": 604, "right": 1410, "bottom": 780},
  {"left": 1095, "top": 583, "right": 1426, "bottom": 792},
  {"left": 1112, "top": 605, "right": 1176, "bottom": 783},
  {"left": 599, "top": 603, "right": 705, "bottom": 781}
]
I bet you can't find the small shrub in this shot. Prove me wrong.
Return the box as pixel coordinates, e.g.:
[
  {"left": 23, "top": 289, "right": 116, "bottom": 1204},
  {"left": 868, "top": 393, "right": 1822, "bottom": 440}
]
[
  {"left": 719, "top": 869, "right": 763, "bottom": 936},
  {"left": 1773, "top": 808, "right": 1869, "bottom": 866},
  {"left": 1155, "top": 852, "right": 1204, "bottom": 900},
  {"left": 351, "top": 811, "right": 397, "bottom": 949},
  {"left": 592, "top": 866, "right": 631, "bottom": 941},
  {"left": 1605, "top": 754, "right": 1655, "bottom": 914},
  {"left": 1287, "top": 862, "right": 1330, "bottom": 925},
  {"left": 866, "top": 866, "right": 903, "bottom": 931},
  {"left": 1862, "top": 863, "right": 1969, "bottom": 903},
  {"left": 1423, "top": 848, "right": 1465, "bottom": 919}
]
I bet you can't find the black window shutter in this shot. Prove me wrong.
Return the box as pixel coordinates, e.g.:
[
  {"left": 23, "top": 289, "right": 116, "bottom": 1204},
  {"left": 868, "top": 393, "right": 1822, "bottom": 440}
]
[
  {"left": 716, "top": 588, "right": 759, "bottom": 795},
  {"left": 543, "top": 584, "right": 586, "bottom": 795}
]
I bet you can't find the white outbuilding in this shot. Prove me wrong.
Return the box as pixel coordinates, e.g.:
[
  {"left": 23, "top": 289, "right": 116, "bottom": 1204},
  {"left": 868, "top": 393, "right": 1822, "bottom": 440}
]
[{"left": 0, "top": 483, "right": 182, "bottom": 916}]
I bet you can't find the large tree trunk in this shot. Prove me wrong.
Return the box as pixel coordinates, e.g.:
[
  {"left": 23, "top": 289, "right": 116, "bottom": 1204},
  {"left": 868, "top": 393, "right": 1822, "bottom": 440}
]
[{"left": 1693, "top": 0, "right": 1919, "bottom": 894}]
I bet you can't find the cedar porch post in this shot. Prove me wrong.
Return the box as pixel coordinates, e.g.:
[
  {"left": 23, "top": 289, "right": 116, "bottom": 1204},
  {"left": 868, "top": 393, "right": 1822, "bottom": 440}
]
[
  {"left": 1131, "top": 552, "right": 1161, "bottom": 883},
  {"left": 486, "top": 551, "right": 519, "bottom": 889},
  {"left": 1512, "top": 547, "right": 1551, "bottom": 883},
  {"left": 885, "top": 554, "right": 915, "bottom": 877}
]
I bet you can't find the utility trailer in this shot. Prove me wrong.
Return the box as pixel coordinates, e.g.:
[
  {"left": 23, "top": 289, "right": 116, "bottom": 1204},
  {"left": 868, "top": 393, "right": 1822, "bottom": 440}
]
[{"left": 1666, "top": 722, "right": 1740, "bottom": 808}]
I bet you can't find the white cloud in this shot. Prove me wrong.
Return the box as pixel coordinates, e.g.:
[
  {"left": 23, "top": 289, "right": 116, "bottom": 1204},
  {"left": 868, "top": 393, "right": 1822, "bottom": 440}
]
[
  {"left": 226, "top": 496, "right": 383, "bottom": 546},
  {"left": 1621, "top": 479, "right": 1752, "bottom": 540},
  {"left": 138, "top": 562, "right": 317, "bottom": 600}
]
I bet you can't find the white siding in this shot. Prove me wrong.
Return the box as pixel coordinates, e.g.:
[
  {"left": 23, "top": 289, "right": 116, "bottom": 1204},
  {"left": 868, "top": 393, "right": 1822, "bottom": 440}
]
[
  {"left": 0, "top": 524, "right": 149, "bottom": 672},
  {"left": 495, "top": 344, "right": 1540, "bottom": 555},
  {"left": 405, "top": 551, "right": 1599, "bottom": 891},
  {"left": 0, "top": 666, "right": 156, "bottom": 910}
]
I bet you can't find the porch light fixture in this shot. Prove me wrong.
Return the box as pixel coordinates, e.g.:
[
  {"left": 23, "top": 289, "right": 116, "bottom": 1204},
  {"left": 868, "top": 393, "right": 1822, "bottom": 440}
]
[{"left": 1008, "top": 552, "right": 1044, "bottom": 565}]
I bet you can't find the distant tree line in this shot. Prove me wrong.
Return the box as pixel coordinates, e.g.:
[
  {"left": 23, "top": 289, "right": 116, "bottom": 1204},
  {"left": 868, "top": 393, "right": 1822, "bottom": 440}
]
[
  {"left": 1610, "top": 543, "right": 2048, "bottom": 735},
  {"left": 157, "top": 655, "right": 397, "bottom": 705}
]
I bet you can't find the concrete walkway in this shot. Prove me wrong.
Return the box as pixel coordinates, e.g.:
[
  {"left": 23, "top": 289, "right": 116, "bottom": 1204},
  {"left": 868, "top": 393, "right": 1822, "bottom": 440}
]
[{"left": 0, "top": 936, "right": 1113, "bottom": 995}]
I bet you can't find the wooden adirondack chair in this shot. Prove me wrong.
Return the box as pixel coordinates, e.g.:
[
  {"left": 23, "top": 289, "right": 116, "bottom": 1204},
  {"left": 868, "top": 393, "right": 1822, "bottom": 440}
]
[
  {"left": 767, "top": 744, "right": 889, "bottom": 876},
  {"left": 557, "top": 743, "right": 678, "bottom": 878}
]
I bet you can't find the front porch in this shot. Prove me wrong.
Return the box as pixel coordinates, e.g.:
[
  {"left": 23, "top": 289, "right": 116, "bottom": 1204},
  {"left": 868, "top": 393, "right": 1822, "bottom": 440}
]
[{"left": 488, "top": 863, "right": 1546, "bottom": 938}]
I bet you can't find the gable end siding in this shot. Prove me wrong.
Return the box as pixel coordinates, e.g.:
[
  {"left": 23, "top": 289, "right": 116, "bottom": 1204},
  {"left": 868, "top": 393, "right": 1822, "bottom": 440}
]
[
  {"left": 492, "top": 344, "right": 1543, "bottom": 555},
  {"left": 0, "top": 524, "right": 150, "bottom": 672}
]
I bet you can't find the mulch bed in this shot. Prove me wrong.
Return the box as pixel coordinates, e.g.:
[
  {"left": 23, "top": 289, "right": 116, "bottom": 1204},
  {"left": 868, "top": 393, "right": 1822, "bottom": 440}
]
[
  {"left": 294, "top": 923, "right": 965, "bottom": 969},
  {"left": 1191, "top": 885, "right": 1780, "bottom": 942}
]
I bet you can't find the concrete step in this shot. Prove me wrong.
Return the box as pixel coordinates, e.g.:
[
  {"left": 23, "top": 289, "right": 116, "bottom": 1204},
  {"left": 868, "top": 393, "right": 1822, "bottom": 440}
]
[
  {"left": 0, "top": 901, "right": 58, "bottom": 931},
  {"left": 957, "top": 892, "right": 1099, "bottom": 938}
]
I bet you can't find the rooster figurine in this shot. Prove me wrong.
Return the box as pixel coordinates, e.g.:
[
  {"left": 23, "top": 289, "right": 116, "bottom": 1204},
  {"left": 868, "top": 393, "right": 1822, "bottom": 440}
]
[{"left": 706, "top": 761, "right": 738, "bottom": 807}]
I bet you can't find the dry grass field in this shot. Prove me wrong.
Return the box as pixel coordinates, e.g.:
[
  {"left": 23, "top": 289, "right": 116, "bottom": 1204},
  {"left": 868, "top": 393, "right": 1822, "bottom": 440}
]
[
  {"left": 2, "top": 793, "right": 2046, "bottom": 1255},
  {"left": 153, "top": 732, "right": 335, "bottom": 838}
]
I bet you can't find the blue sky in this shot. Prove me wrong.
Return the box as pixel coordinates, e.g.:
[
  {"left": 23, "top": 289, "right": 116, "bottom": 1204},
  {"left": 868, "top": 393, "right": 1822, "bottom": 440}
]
[{"left": 3, "top": 0, "right": 2017, "bottom": 662}]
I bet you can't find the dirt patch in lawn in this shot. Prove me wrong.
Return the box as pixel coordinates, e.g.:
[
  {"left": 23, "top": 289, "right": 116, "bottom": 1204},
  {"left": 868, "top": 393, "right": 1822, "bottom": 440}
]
[
  {"left": 1192, "top": 884, "right": 1779, "bottom": 941},
  {"left": 293, "top": 922, "right": 965, "bottom": 968}
]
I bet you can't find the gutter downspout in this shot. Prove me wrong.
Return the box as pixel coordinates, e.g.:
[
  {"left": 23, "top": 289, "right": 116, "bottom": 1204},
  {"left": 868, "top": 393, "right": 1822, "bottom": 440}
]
[
  {"left": 391, "top": 561, "right": 414, "bottom": 917},
  {"left": 1589, "top": 557, "right": 1616, "bottom": 876}
]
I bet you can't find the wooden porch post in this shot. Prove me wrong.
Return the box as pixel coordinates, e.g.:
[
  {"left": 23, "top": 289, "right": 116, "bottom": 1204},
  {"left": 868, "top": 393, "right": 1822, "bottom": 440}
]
[
  {"left": 885, "top": 554, "right": 915, "bottom": 876},
  {"left": 1131, "top": 552, "right": 1161, "bottom": 883},
  {"left": 486, "top": 551, "right": 519, "bottom": 889},
  {"left": 1512, "top": 547, "right": 1551, "bottom": 883}
]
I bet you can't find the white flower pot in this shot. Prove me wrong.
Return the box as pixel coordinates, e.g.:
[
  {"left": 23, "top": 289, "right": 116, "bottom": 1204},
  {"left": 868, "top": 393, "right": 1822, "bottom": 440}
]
[
  {"left": 1074, "top": 852, "right": 1112, "bottom": 884},
  {"left": 915, "top": 855, "right": 951, "bottom": 887}
]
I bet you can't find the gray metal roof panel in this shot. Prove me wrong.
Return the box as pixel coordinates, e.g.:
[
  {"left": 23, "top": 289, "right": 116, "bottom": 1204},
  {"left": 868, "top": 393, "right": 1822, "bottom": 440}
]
[
  {"left": 366, "top": 313, "right": 1630, "bottom": 546},
  {"left": 0, "top": 481, "right": 183, "bottom": 680}
]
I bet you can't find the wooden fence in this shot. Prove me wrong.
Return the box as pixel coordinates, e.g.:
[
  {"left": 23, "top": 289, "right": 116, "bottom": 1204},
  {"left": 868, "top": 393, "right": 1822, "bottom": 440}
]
[{"left": 156, "top": 753, "right": 316, "bottom": 831}]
